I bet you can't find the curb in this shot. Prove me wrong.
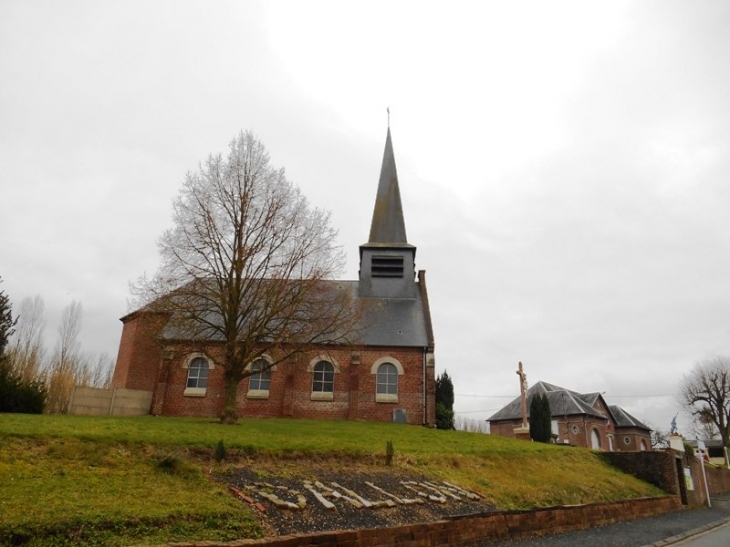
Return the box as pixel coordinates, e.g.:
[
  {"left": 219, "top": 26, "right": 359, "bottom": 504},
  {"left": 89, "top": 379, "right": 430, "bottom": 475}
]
[{"left": 641, "top": 516, "right": 730, "bottom": 547}]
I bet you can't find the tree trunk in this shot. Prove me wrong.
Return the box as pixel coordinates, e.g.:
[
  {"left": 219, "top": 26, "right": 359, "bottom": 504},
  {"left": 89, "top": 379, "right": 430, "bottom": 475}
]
[{"left": 220, "top": 370, "right": 242, "bottom": 424}]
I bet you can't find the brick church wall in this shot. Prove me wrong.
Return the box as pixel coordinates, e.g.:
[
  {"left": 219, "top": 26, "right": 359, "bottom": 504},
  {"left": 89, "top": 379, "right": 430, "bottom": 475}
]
[
  {"left": 151, "top": 342, "right": 432, "bottom": 425},
  {"left": 111, "top": 312, "right": 168, "bottom": 392}
]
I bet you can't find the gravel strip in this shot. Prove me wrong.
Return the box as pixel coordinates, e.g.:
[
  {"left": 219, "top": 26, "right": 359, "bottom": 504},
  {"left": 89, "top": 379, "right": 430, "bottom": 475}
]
[{"left": 220, "top": 466, "right": 497, "bottom": 537}]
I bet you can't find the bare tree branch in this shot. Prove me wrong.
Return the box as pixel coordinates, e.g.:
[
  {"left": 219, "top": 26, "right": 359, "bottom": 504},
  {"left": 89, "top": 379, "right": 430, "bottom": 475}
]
[
  {"left": 680, "top": 356, "right": 730, "bottom": 447},
  {"left": 131, "top": 131, "right": 362, "bottom": 423}
]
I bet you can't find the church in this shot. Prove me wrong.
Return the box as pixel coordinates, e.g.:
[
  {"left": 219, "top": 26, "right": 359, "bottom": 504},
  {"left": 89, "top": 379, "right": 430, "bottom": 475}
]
[{"left": 111, "top": 130, "right": 437, "bottom": 426}]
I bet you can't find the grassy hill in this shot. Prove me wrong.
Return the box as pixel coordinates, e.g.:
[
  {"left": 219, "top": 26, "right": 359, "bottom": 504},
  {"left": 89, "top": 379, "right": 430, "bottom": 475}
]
[{"left": 0, "top": 414, "right": 665, "bottom": 546}]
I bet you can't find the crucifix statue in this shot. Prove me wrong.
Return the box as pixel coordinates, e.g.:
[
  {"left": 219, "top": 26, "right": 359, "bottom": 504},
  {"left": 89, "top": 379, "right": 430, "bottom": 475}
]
[{"left": 516, "top": 361, "right": 528, "bottom": 429}]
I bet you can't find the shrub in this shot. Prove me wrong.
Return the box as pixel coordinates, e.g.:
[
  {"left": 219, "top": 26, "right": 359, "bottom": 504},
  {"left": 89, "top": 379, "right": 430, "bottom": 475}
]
[
  {"left": 214, "top": 440, "right": 227, "bottom": 463},
  {"left": 0, "top": 359, "right": 46, "bottom": 413}
]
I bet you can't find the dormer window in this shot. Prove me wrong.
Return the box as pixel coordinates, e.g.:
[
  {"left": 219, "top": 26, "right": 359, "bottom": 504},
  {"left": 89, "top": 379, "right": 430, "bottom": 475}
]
[{"left": 372, "top": 256, "right": 404, "bottom": 278}]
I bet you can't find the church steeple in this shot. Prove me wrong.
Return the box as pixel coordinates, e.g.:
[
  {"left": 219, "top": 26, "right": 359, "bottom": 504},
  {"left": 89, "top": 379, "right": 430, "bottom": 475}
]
[
  {"left": 359, "top": 128, "right": 417, "bottom": 298},
  {"left": 368, "top": 128, "right": 408, "bottom": 245}
]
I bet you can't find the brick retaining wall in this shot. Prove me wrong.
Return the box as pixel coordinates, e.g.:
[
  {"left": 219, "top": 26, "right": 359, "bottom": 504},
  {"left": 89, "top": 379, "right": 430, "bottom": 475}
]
[{"left": 151, "top": 495, "right": 681, "bottom": 547}]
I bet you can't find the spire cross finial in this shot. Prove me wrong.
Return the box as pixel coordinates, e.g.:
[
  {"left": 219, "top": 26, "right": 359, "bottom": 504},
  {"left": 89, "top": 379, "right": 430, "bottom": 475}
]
[{"left": 387, "top": 106, "right": 390, "bottom": 128}]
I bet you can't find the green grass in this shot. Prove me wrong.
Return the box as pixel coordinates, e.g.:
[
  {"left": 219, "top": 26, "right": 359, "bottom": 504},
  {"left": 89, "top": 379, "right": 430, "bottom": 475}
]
[{"left": 0, "top": 414, "right": 666, "bottom": 546}]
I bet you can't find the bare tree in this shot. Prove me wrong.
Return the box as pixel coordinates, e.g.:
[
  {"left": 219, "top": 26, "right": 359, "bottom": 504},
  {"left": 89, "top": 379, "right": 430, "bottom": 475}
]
[
  {"left": 647, "top": 424, "right": 670, "bottom": 450},
  {"left": 680, "top": 356, "right": 730, "bottom": 448},
  {"left": 46, "top": 301, "right": 83, "bottom": 413},
  {"left": 133, "top": 131, "right": 361, "bottom": 424},
  {"left": 455, "top": 415, "right": 489, "bottom": 434},
  {"left": 8, "top": 295, "right": 47, "bottom": 383}
]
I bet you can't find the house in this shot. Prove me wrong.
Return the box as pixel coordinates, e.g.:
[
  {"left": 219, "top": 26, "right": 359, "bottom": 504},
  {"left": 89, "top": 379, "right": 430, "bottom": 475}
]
[
  {"left": 687, "top": 439, "right": 730, "bottom": 467},
  {"left": 111, "top": 129, "right": 436, "bottom": 425},
  {"left": 488, "top": 381, "right": 651, "bottom": 451}
]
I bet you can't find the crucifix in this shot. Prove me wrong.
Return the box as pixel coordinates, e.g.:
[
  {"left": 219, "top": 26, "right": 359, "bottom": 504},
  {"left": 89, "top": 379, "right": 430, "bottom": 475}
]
[{"left": 516, "top": 361, "right": 528, "bottom": 429}]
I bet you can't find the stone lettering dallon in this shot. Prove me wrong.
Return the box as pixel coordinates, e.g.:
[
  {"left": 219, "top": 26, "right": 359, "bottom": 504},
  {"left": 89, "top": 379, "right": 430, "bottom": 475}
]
[{"left": 236, "top": 478, "right": 482, "bottom": 514}]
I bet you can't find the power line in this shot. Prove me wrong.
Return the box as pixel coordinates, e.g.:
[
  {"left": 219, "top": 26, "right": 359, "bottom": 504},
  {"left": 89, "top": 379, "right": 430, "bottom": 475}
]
[
  {"left": 455, "top": 394, "right": 515, "bottom": 398},
  {"left": 456, "top": 393, "right": 675, "bottom": 399}
]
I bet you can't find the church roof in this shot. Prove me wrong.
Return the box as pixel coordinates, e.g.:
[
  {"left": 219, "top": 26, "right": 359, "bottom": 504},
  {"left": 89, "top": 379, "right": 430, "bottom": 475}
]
[
  {"left": 366, "top": 128, "right": 411, "bottom": 247},
  {"left": 151, "top": 279, "right": 431, "bottom": 349}
]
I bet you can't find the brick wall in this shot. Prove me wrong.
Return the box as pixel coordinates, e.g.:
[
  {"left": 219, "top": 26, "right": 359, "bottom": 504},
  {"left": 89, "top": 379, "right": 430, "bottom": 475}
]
[
  {"left": 705, "top": 466, "right": 730, "bottom": 494},
  {"left": 602, "top": 451, "right": 679, "bottom": 495},
  {"left": 147, "top": 496, "right": 681, "bottom": 547},
  {"left": 112, "top": 312, "right": 168, "bottom": 391},
  {"left": 150, "top": 343, "right": 434, "bottom": 425},
  {"left": 601, "top": 450, "right": 717, "bottom": 507}
]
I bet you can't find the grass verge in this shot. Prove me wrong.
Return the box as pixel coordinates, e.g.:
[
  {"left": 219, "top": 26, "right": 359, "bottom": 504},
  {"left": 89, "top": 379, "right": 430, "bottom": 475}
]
[{"left": 0, "top": 414, "right": 666, "bottom": 545}]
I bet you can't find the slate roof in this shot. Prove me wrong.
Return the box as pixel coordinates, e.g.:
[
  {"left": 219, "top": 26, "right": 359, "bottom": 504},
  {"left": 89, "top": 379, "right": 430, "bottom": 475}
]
[
  {"left": 152, "top": 279, "right": 431, "bottom": 349},
  {"left": 487, "top": 381, "right": 650, "bottom": 432},
  {"left": 366, "top": 128, "right": 412, "bottom": 247},
  {"left": 608, "top": 405, "right": 651, "bottom": 431}
]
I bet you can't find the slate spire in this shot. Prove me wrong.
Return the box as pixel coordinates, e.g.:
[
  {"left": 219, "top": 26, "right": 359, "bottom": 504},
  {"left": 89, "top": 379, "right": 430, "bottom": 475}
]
[{"left": 368, "top": 128, "right": 408, "bottom": 245}]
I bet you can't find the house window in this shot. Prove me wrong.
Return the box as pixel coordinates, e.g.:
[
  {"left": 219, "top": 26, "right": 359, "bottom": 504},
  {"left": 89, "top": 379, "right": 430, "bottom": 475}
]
[
  {"left": 623, "top": 436, "right": 632, "bottom": 445},
  {"left": 247, "top": 358, "right": 271, "bottom": 399},
  {"left": 640, "top": 439, "right": 648, "bottom": 451},
  {"left": 591, "top": 428, "right": 601, "bottom": 450},
  {"left": 184, "top": 356, "right": 209, "bottom": 397},
  {"left": 311, "top": 360, "right": 335, "bottom": 401}
]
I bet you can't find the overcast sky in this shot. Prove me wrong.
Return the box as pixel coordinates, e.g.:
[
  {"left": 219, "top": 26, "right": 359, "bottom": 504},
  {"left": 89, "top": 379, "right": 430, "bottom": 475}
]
[{"left": 2, "top": 0, "right": 728, "bottom": 434}]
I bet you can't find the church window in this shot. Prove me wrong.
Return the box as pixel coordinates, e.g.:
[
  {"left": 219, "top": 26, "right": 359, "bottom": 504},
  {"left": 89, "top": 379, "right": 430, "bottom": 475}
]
[
  {"left": 640, "top": 439, "right": 648, "bottom": 451},
  {"left": 377, "top": 363, "right": 398, "bottom": 395},
  {"left": 623, "top": 436, "right": 632, "bottom": 445},
  {"left": 184, "top": 356, "right": 210, "bottom": 397},
  {"left": 247, "top": 358, "right": 272, "bottom": 399},
  {"left": 372, "top": 256, "right": 404, "bottom": 278},
  {"left": 311, "top": 360, "right": 335, "bottom": 401},
  {"left": 371, "top": 357, "right": 403, "bottom": 403}
]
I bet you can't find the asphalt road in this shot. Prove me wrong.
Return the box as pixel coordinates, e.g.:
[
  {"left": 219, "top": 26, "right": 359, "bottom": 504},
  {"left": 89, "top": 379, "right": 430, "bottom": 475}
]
[
  {"left": 671, "top": 520, "right": 730, "bottom": 546},
  {"left": 482, "top": 495, "right": 730, "bottom": 547}
]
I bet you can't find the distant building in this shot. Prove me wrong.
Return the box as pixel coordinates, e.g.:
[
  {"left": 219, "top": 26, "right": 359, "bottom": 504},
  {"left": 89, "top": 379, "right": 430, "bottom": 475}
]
[
  {"left": 687, "top": 439, "right": 730, "bottom": 467},
  {"left": 111, "top": 129, "right": 437, "bottom": 425},
  {"left": 488, "top": 381, "right": 652, "bottom": 451}
]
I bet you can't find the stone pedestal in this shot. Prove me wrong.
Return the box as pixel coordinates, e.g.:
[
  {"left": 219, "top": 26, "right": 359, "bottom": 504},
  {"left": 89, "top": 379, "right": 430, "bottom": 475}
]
[
  {"left": 669, "top": 435, "right": 685, "bottom": 453},
  {"left": 514, "top": 425, "right": 531, "bottom": 441}
]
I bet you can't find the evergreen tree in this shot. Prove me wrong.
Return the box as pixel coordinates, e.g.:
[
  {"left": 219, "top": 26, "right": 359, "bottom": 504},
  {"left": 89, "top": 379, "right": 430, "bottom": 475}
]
[
  {"left": 0, "top": 277, "right": 15, "bottom": 359},
  {"left": 0, "top": 278, "right": 46, "bottom": 413},
  {"left": 435, "top": 370, "right": 455, "bottom": 430},
  {"left": 529, "top": 393, "right": 552, "bottom": 443}
]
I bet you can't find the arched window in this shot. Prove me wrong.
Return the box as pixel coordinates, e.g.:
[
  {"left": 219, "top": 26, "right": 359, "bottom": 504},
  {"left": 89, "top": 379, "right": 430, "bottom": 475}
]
[
  {"left": 311, "top": 360, "right": 335, "bottom": 400},
  {"left": 247, "top": 358, "right": 271, "bottom": 399},
  {"left": 184, "top": 356, "right": 209, "bottom": 397},
  {"left": 590, "top": 428, "right": 601, "bottom": 450},
  {"left": 377, "top": 363, "right": 398, "bottom": 396},
  {"left": 371, "top": 357, "right": 403, "bottom": 403},
  {"left": 640, "top": 439, "right": 648, "bottom": 452}
]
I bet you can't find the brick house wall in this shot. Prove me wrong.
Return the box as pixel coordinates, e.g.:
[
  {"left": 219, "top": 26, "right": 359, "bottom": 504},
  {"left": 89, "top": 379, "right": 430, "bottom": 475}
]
[{"left": 490, "top": 415, "right": 612, "bottom": 450}]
